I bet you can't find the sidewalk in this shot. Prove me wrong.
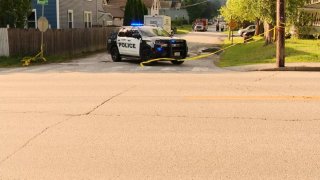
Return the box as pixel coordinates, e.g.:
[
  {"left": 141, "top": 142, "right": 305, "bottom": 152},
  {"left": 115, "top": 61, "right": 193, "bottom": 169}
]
[{"left": 223, "top": 63, "right": 320, "bottom": 72}]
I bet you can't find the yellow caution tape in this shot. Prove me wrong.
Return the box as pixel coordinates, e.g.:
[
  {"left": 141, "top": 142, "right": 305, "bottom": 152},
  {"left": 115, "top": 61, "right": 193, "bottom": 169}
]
[
  {"left": 140, "top": 27, "right": 279, "bottom": 67},
  {"left": 21, "top": 46, "right": 46, "bottom": 66}
]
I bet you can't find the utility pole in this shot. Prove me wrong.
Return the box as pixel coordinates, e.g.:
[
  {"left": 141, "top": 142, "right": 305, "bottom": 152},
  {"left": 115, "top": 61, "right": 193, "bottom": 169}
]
[{"left": 276, "top": 0, "right": 285, "bottom": 67}]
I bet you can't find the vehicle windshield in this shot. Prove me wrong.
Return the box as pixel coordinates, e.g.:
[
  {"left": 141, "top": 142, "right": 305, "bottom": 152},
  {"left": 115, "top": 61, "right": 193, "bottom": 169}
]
[{"left": 139, "top": 27, "right": 170, "bottom": 37}]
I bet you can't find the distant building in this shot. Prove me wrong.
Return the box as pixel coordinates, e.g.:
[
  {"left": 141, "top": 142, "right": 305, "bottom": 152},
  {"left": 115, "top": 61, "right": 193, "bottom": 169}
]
[
  {"left": 159, "top": 0, "right": 189, "bottom": 23},
  {"left": 301, "top": 0, "right": 320, "bottom": 34},
  {"left": 102, "top": 0, "right": 189, "bottom": 26},
  {"left": 29, "top": 0, "right": 109, "bottom": 29},
  {"left": 103, "top": 0, "right": 156, "bottom": 26},
  {"left": 29, "top": 0, "right": 58, "bottom": 29}
]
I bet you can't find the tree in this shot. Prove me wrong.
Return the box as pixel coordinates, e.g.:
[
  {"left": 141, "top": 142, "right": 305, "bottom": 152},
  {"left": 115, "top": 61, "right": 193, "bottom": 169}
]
[
  {"left": 0, "top": 0, "right": 32, "bottom": 28},
  {"left": 220, "top": 0, "right": 309, "bottom": 43},
  {"left": 184, "top": 0, "right": 225, "bottom": 22},
  {"left": 123, "top": 0, "right": 148, "bottom": 26}
]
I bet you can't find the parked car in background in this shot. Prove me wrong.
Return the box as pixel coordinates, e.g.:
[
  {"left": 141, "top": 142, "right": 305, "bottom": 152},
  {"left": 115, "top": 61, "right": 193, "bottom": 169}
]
[
  {"left": 193, "top": 18, "right": 208, "bottom": 32},
  {"left": 194, "top": 24, "right": 204, "bottom": 32},
  {"left": 238, "top": 25, "right": 256, "bottom": 37}
]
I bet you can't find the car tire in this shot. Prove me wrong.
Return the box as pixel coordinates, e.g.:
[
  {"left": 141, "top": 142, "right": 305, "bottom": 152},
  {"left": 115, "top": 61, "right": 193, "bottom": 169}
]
[
  {"left": 111, "top": 46, "right": 121, "bottom": 62},
  {"left": 171, "top": 60, "right": 184, "bottom": 65},
  {"left": 141, "top": 47, "right": 152, "bottom": 61}
]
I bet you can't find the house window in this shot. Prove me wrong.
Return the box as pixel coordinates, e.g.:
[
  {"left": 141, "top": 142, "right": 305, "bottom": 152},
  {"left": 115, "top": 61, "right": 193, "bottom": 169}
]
[
  {"left": 28, "top": 9, "right": 37, "bottom": 29},
  {"left": 84, "top": 11, "right": 92, "bottom": 28},
  {"left": 68, "top": 10, "right": 74, "bottom": 28}
]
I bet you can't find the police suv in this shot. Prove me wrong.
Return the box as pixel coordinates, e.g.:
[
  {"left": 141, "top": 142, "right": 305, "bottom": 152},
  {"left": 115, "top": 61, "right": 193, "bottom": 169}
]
[{"left": 107, "top": 25, "right": 188, "bottom": 65}]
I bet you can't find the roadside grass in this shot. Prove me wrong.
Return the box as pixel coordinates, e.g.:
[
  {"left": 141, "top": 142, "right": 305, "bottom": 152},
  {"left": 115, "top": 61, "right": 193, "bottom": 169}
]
[
  {"left": 0, "top": 56, "right": 22, "bottom": 67},
  {"left": 219, "top": 37, "right": 320, "bottom": 67},
  {"left": 0, "top": 50, "right": 105, "bottom": 68},
  {"left": 0, "top": 55, "right": 73, "bottom": 68},
  {"left": 175, "top": 25, "right": 193, "bottom": 34}
]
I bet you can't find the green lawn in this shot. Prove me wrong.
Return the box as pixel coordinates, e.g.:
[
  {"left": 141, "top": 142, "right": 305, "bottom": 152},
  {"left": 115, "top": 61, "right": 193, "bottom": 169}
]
[
  {"left": 219, "top": 37, "right": 320, "bottom": 67},
  {"left": 175, "top": 25, "right": 193, "bottom": 34},
  {"left": 0, "top": 56, "right": 23, "bottom": 67}
]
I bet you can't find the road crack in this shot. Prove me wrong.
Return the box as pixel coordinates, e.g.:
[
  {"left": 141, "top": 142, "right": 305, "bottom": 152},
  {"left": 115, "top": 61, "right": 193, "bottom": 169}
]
[
  {"left": 0, "top": 86, "right": 136, "bottom": 166},
  {"left": 0, "top": 116, "right": 73, "bottom": 166},
  {"left": 82, "top": 85, "right": 136, "bottom": 116}
]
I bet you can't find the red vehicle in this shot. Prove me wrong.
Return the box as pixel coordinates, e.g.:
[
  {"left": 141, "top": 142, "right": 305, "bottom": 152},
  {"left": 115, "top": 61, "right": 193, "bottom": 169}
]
[{"left": 193, "top": 18, "right": 208, "bottom": 32}]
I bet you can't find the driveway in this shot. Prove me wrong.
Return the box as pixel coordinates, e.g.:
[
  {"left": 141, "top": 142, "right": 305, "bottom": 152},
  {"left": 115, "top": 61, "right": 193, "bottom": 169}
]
[{"left": 0, "top": 26, "right": 228, "bottom": 74}]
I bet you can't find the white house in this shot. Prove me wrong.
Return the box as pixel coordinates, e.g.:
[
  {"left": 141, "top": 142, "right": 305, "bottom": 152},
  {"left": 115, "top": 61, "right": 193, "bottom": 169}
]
[{"left": 301, "top": 0, "right": 320, "bottom": 34}]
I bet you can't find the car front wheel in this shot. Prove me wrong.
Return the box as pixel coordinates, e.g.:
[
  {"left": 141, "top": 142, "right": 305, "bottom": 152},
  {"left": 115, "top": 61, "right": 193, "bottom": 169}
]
[
  {"left": 141, "top": 47, "right": 152, "bottom": 61},
  {"left": 111, "top": 46, "right": 121, "bottom": 62}
]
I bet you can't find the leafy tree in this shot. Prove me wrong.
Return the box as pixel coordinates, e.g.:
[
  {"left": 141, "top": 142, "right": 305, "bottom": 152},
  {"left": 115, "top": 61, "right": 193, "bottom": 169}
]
[
  {"left": 220, "top": 0, "right": 309, "bottom": 42},
  {"left": 184, "top": 0, "right": 225, "bottom": 22},
  {"left": 123, "top": 0, "right": 148, "bottom": 26},
  {"left": 0, "top": 0, "right": 32, "bottom": 28}
]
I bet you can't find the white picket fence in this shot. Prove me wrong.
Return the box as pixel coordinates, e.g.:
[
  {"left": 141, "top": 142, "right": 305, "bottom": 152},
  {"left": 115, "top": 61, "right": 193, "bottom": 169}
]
[{"left": 0, "top": 28, "right": 9, "bottom": 56}]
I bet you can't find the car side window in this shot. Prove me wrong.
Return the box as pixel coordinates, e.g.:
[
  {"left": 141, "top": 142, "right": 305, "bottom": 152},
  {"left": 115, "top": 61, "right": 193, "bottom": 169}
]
[
  {"left": 131, "top": 30, "right": 140, "bottom": 38},
  {"left": 125, "top": 30, "right": 133, "bottom": 37},
  {"left": 118, "top": 28, "right": 127, "bottom": 37}
]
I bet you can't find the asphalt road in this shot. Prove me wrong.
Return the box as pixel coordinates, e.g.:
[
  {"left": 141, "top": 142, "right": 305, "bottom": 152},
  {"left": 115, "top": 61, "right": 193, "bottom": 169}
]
[{"left": 1, "top": 72, "right": 320, "bottom": 179}]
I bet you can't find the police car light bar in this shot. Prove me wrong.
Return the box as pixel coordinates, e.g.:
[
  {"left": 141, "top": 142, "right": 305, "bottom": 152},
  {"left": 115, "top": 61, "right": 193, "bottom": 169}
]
[{"left": 131, "top": 23, "right": 144, "bottom": 26}]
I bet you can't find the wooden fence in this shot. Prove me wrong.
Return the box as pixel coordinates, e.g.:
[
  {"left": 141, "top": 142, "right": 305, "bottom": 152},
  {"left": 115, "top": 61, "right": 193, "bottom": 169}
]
[
  {"left": 0, "top": 28, "right": 10, "bottom": 56},
  {"left": 7, "top": 27, "right": 119, "bottom": 56}
]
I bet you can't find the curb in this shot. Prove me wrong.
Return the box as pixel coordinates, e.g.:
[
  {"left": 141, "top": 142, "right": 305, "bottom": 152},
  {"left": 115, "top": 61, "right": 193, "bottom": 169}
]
[
  {"left": 217, "top": 63, "right": 320, "bottom": 72},
  {"left": 260, "top": 66, "right": 320, "bottom": 71}
]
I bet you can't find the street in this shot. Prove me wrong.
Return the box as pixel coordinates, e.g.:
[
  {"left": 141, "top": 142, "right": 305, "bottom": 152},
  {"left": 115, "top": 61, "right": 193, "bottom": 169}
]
[{"left": 1, "top": 28, "right": 320, "bottom": 179}]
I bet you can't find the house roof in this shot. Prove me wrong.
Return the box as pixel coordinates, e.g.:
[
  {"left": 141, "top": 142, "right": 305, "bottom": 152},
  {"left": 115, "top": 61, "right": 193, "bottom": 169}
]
[
  {"left": 143, "top": 0, "right": 153, "bottom": 8},
  {"left": 106, "top": 0, "right": 127, "bottom": 8},
  {"left": 160, "top": 1, "right": 172, "bottom": 9},
  {"left": 104, "top": 7, "right": 124, "bottom": 18}
]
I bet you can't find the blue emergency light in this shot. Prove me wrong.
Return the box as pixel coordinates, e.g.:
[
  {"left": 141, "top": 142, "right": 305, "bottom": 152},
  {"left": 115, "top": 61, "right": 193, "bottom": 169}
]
[
  {"left": 156, "top": 47, "right": 163, "bottom": 52},
  {"left": 131, "top": 22, "right": 144, "bottom": 26},
  {"left": 170, "top": 39, "right": 176, "bottom": 43}
]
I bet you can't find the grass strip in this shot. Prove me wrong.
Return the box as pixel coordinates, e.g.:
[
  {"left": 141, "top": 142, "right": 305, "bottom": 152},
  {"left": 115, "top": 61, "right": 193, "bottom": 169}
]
[
  {"left": 0, "top": 50, "right": 105, "bottom": 68},
  {"left": 219, "top": 37, "right": 320, "bottom": 67}
]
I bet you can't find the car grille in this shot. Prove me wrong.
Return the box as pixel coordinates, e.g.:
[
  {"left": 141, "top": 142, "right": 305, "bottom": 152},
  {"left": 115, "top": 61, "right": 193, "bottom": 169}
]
[{"left": 154, "top": 39, "right": 187, "bottom": 59}]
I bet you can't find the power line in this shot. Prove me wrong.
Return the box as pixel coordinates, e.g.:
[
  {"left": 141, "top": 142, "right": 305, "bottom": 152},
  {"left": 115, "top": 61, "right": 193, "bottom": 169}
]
[{"left": 180, "top": 0, "right": 209, "bottom": 9}]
